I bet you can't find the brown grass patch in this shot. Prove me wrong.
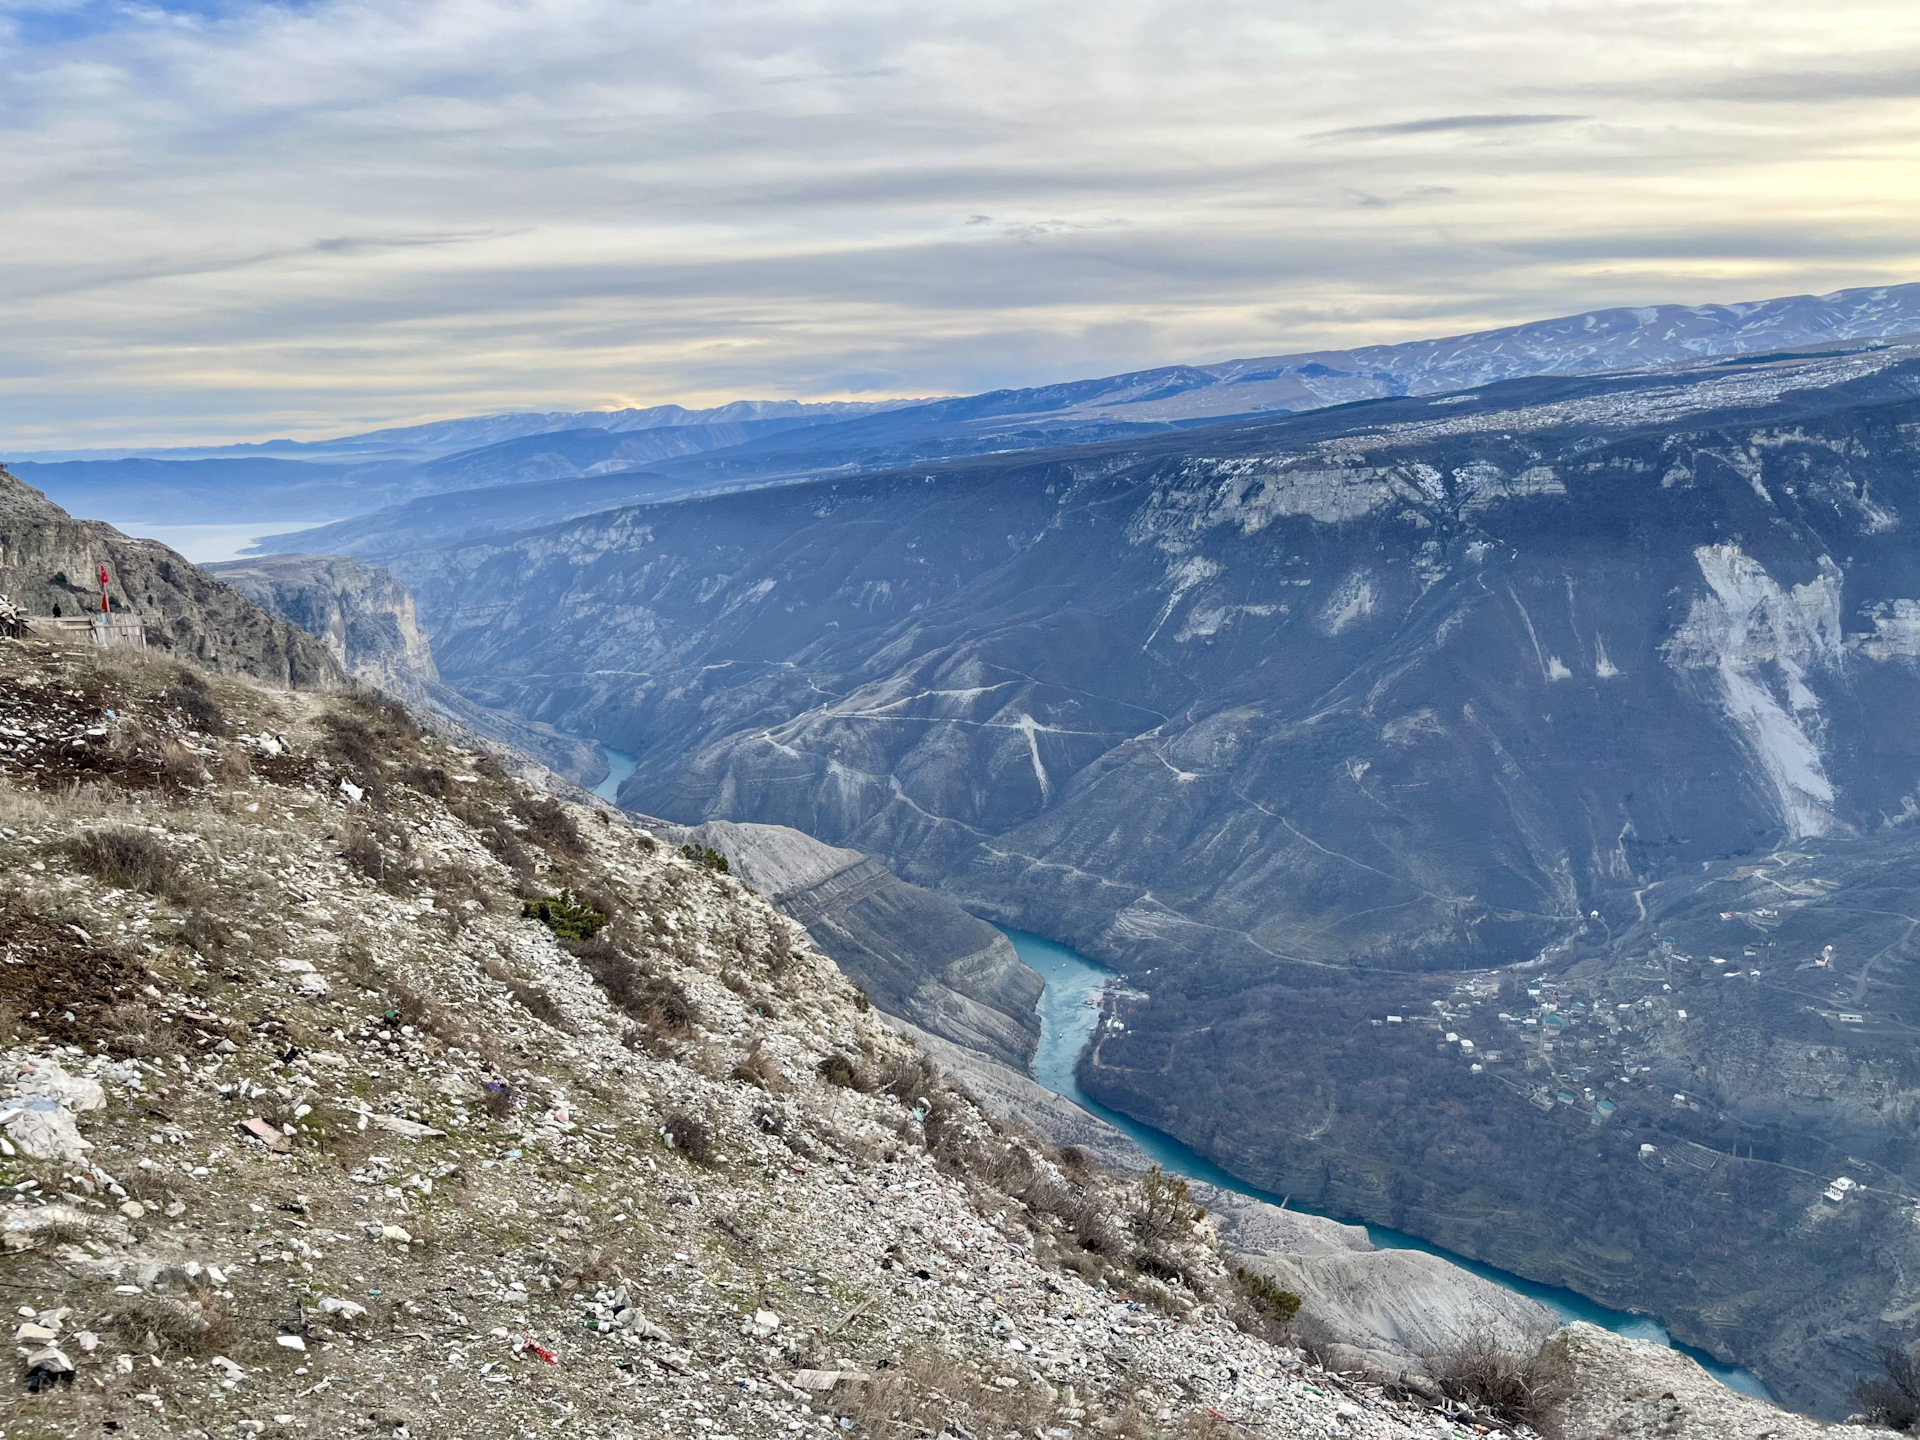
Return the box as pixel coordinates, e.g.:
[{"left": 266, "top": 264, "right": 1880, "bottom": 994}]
[{"left": 66, "top": 826, "right": 190, "bottom": 897}]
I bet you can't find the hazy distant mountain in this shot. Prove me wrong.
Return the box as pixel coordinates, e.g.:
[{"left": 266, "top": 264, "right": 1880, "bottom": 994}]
[{"left": 20, "top": 282, "right": 1920, "bottom": 540}]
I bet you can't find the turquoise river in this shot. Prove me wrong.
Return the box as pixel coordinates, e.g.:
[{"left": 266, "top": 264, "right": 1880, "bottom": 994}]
[{"left": 1001, "top": 925, "right": 1772, "bottom": 1401}]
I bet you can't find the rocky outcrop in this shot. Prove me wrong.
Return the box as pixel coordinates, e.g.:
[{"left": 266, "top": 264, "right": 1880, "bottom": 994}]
[
  {"left": 0, "top": 468, "right": 342, "bottom": 688},
  {"left": 686, "top": 820, "right": 1042, "bottom": 1068},
  {"left": 205, "top": 550, "right": 611, "bottom": 785},
  {"left": 1237, "top": 1247, "right": 1557, "bottom": 1385}
]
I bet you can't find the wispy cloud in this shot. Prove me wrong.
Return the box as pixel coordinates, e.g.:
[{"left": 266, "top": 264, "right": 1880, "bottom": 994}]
[
  {"left": 1698, "top": 65, "right": 1920, "bottom": 103},
  {"left": 1311, "top": 113, "right": 1586, "bottom": 142},
  {"left": 1, "top": 0, "right": 1917, "bottom": 448}
]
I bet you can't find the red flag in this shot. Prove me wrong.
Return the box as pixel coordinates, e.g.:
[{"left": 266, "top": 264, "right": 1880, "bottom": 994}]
[{"left": 99, "top": 565, "right": 110, "bottom": 614}]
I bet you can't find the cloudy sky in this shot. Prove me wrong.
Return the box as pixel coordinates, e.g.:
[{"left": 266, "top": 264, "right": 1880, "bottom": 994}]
[{"left": 4, "top": 0, "right": 1918, "bottom": 449}]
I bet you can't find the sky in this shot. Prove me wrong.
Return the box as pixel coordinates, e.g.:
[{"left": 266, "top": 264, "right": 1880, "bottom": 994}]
[{"left": 3, "top": 0, "right": 1919, "bottom": 450}]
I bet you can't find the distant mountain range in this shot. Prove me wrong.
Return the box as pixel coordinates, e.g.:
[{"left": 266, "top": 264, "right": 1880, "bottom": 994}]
[{"left": 13, "top": 282, "right": 1919, "bottom": 538}]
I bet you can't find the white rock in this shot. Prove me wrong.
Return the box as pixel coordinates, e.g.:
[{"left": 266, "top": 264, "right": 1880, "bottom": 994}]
[
  {"left": 274, "top": 1334, "right": 306, "bottom": 1352},
  {"left": 362, "top": 1112, "right": 446, "bottom": 1141}
]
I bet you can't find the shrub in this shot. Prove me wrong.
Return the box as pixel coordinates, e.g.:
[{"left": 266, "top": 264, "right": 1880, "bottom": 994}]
[
  {"left": 875, "top": 1053, "right": 939, "bottom": 1108},
  {"left": 662, "top": 1112, "right": 715, "bottom": 1165},
  {"left": 68, "top": 827, "right": 186, "bottom": 898},
  {"left": 177, "top": 908, "right": 232, "bottom": 957},
  {"left": 577, "top": 942, "right": 699, "bottom": 1038},
  {"left": 114, "top": 1292, "right": 234, "bottom": 1358},
  {"left": 98, "top": 1001, "right": 180, "bottom": 1059},
  {"left": 1854, "top": 1344, "right": 1920, "bottom": 1431},
  {"left": 514, "top": 795, "right": 582, "bottom": 855},
  {"left": 1233, "top": 1266, "right": 1301, "bottom": 1324},
  {"left": 731, "top": 1040, "right": 786, "bottom": 1093},
  {"left": 1129, "top": 1165, "right": 1204, "bottom": 1243},
  {"left": 452, "top": 802, "right": 533, "bottom": 874},
  {"left": 680, "top": 842, "right": 730, "bottom": 874},
  {"left": 165, "top": 670, "right": 229, "bottom": 736},
  {"left": 342, "top": 825, "right": 410, "bottom": 892},
  {"left": 158, "top": 739, "right": 209, "bottom": 789},
  {"left": 522, "top": 890, "right": 607, "bottom": 943},
  {"left": 816, "top": 1052, "right": 869, "bottom": 1091},
  {"left": 402, "top": 764, "right": 449, "bottom": 798},
  {"left": 505, "top": 977, "right": 567, "bottom": 1029},
  {"left": 1425, "top": 1324, "right": 1564, "bottom": 1429}
]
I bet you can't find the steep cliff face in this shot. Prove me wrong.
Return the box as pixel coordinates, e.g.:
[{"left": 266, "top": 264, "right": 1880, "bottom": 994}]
[
  {"left": 207, "top": 553, "right": 440, "bottom": 697},
  {"left": 0, "top": 469, "right": 342, "bottom": 688},
  {"left": 380, "top": 341, "right": 1920, "bottom": 1412},
  {"left": 685, "top": 820, "right": 1042, "bottom": 1069}
]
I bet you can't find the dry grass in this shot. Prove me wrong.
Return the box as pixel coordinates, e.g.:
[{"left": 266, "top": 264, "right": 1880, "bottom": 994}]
[
  {"left": 341, "top": 822, "right": 412, "bottom": 893},
  {"left": 1423, "top": 1324, "right": 1566, "bottom": 1429},
  {"left": 731, "top": 1039, "right": 787, "bottom": 1093},
  {"left": 113, "top": 1291, "right": 236, "bottom": 1358},
  {"left": 834, "top": 1352, "right": 1083, "bottom": 1437},
  {"left": 482, "top": 958, "right": 570, "bottom": 1031},
  {"left": 66, "top": 826, "right": 190, "bottom": 898},
  {"left": 164, "top": 671, "right": 230, "bottom": 737}
]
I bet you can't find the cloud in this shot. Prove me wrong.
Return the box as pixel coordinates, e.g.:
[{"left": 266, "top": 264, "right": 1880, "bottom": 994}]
[
  {"left": 1310, "top": 113, "right": 1587, "bottom": 142},
  {"left": 1698, "top": 65, "right": 1920, "bottom": 103},
  {"left": 0, "top": 0, "right": 1917, "bottom": 448}
]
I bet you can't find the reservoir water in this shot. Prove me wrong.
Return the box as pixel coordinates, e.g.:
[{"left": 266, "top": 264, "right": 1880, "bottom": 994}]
[{"left": 1003, "top": 925, "right": 1773, "bottom": 1401}]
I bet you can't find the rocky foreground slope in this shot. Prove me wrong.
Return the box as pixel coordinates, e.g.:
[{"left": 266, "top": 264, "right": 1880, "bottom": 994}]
[
  {"left": 0, "top": 633, "right": 1446, "bottom": 1439},
  {"left": 0, "top": 622, "right": 1875, "bottom": 1437}
]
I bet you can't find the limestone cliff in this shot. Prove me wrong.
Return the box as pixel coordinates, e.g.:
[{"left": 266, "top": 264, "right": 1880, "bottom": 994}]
[
  {"left": 207, "top": 550, "right": 607, "bottom": 785},
  {"left": 206, "top": 553, "right": 439, "bottom": 698}
]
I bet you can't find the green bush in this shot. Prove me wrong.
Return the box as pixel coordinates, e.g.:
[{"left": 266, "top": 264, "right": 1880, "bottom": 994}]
[
  {"left": 1234, "top": 1266, "right": 1302, "bottom": 1323},
  {"left": 522, "top": 889, "right": 608, "bottom": 943},
  {"left": 1129, "top": 1165, "right": 1204, "bottom": 1243},
  {"left": 680, "top": 843, "right": 730, "bottom": 874}
]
